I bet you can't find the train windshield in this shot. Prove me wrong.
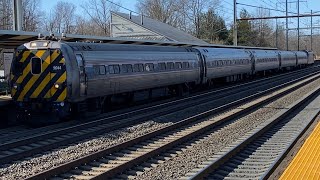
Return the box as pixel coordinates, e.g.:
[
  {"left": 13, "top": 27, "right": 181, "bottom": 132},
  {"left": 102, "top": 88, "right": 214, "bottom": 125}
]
[{"left": 31, "top": 57, "right": 42, "bottom": 74}]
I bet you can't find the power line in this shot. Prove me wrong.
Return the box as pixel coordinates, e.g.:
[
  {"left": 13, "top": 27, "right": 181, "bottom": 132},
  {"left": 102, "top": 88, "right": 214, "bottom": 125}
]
[
  {"left": 105, "top": 0, "right": 140, "bottom": 15},
  {"left": 221, "top": 0, "right": 233, "bottom": 7},
  {"left": 237, "top": 2, "right": 297, "bottom": 14}
]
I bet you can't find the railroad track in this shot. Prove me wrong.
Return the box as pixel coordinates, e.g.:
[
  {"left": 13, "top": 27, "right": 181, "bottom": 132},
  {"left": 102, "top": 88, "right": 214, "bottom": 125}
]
[
  {"left": 0, "top": 66, "right": 318, "bottom": 145},
  {"left": 25, "top": 70, "right": 320, "bottom": 179},
  {"left": 0, "top": 67, "right": 318, "bottom": 168},
  {"left": 186, "top": 79, "right": 320, "bottom": 180}
]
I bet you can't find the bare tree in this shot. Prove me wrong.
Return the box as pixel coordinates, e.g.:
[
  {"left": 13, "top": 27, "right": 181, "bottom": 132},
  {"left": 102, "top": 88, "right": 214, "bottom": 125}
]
[
  {"left": 136, "top": 0, "right": 220, "bottom": 36},
  {"left": 45, "top": 1, "right": 76, "bottom": 33},
  {"left": 136, "top": 0, "right": 186, "bottom": 28},
  {"left": 81, "top": 0, "right": 120, "bottom": 36},
  {"left": 0, "top": 0, "right": 12, "bottom": 30},
  {"left": 183, "top": 0, "right": 220, "bottom": 37},
  {"left": 22, "top": 0, "right": 43, "bottom": 31}
]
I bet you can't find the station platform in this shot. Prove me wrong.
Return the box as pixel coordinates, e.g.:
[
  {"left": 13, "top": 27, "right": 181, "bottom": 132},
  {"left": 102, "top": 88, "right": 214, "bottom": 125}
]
[
  {"left": 0, "top": 95, "right": 12, "bottom": 106},
  {"left": 280, "top": 120, "right": 320, "bottom": 179}
]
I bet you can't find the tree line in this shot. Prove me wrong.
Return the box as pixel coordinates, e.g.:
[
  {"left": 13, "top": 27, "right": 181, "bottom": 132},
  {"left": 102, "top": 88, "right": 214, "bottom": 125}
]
[{"left": 0, "top": 0, "right": 319, "bottom": 55}]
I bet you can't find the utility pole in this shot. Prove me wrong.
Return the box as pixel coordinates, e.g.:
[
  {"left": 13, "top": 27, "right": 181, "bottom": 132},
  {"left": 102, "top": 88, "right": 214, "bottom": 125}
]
[
  {"left": 297, "top": 0, "right": 300, "bottom": 50},
  {"left": 276, "top": 18, "right": 278, "bottom": 48},
  {"left": 311, "top": 10, "right": 313, "bottom": 51},
  {"left": 233, "top": 0, "right": 237, "bottom": 46},
  {"left": 286, "top": 0, "right": 288, "bottom": 50},
  {"left": 12, "top": 0, "right": 23, "bottom": 31}
]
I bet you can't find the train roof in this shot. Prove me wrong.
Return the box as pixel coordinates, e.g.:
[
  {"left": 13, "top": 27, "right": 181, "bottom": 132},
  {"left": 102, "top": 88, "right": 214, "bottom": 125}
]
[{"left": 1, "top": 30, "right": 277, "bottom": 50}]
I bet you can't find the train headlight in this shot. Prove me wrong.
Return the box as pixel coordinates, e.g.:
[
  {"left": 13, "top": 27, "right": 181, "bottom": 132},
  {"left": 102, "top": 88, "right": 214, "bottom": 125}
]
[
  {"left": 30, "top": 42, "right": 37, "bottom": 47},
  {"left": 13, "top": 83, "right": 19, "bottom": 89},
  {"left": 54, "top": 83, "right": 60, "bottom": 89}
]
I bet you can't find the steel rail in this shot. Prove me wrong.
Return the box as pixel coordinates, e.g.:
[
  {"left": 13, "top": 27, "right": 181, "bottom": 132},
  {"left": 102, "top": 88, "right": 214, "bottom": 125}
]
[{"left": 27, "top": 70, "right": 320, "bottom": 179}]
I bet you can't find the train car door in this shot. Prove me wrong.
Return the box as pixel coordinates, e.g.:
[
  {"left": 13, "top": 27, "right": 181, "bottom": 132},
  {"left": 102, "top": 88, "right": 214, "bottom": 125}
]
[
  {"left": 247, "top": 51, "right": 255, "bottom": 75},
  {"left": 278, "top": 53, "right": 281, "bottom": 68},
  {"left": 76, "top": 54, "right": 87, "bottom": 96},
  {"left": 198, "top": 52, "right": 207, "bottom": 84}
]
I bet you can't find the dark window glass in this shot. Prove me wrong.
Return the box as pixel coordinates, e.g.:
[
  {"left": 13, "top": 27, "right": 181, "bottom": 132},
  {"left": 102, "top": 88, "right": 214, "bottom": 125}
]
[
  {"left": 109, "top": 65, "right": 115, "bottom": 74},
  {"left": 134, "top": 64, "right": 140, "bottom": 72},
  {"left": 121, "top": 64, "right": 133, "bottom": 73},
  {"left": 108, "top": 65, "right": 120, "bottom": 74},
  {"left": 114, "top": 65, "right": 120, "bottom": 74},
  {"left": 133, "top": 64, "right": 144, "bottom": 72},
  {"left": 158, "top": 63, "right": 166, "bottom": 70},
  {"left": 167, "top": 62, "right": 174, "bottom": 69},
  {"left": 99, "top": 65, "right": 106, "bottom": 75},
  {"left": 127, "top": 64, "right": 133, "bottom": 73},
  {"left": 145, "top": 63, "right": 154, "bottom": 71},
  {"left": 121, "top": 64, "right": 128, "bottom": 73},
  {"left": 31, "top": 57, "right": 42, "bottom": 74},
  {"left": 175, "top": 62, "right": 182, "bottom": 69},
  {"left": 93, "top": 66, "right": 99, "bottom": 75},
  {"left": 182, "top": 62, "right": 189, "bottom": 69},
  {"left": 139, "top": 64, "right": 144, "bottom": 72}
]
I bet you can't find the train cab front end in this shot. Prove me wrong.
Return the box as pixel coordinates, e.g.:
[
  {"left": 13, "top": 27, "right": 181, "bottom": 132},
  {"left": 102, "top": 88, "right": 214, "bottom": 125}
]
[{"left": 10, "top": 40, "right": 69, "bottom": 123}]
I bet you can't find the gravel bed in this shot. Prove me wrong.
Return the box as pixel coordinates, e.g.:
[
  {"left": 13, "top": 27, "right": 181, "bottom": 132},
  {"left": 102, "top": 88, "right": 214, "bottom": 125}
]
[
  {"left": 0, "top": 121, "right": 173, "bottom": 179},
  {"left": 134, "top": 78, "right": 320, "bottom": 180},
  {"left": 0, "top": 75, "right": 317, "bottom": 179}
]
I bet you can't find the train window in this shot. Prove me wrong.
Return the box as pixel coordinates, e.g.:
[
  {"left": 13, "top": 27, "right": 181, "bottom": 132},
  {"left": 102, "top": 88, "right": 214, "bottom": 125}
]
[
  {"left": 109, "top": 65, "right": 120, "bottom": 74},
  {"left": 99, "top": 65, "right": 106, "bottom": 75},
  {"left": 145, "top": 63, "right": 154, "bottom": 72},
  {"left": 175, "top": 62, "right": 182, "bottom": 69},
  {"left": 134, "top": 64, "right": 140, "bottom": 72},
  {"left": 93, "top": 66, "right": 99, "bottom": 75},
  {"left": 121, "top": 64, "right": 133, "bottom": 73},
  {"left": 182, "top": 62, "right": 189, "bottom": 69},
  {"left": 121, "top": 64, "right": 127, "bottom": 73},
  {"left": 31, "top": 57, "right": 42, "bottom": 74},
  {"left": 133, "top": 64, "right": 144, "bottom": 72},
  {"left": 167, "top": 62, "right": 174, "bottom": 69},
  {"left": 127, "top": 64, "right": 133, "bottom": 73},
  {"left": 158, "top": 63, "right": 166, "bottom": 71},
  {"left": 109, "top": 65, "right": 115, "bottom": 74},
  {"left": 139, "top": 64, "right": 144, "bottom": 72}
]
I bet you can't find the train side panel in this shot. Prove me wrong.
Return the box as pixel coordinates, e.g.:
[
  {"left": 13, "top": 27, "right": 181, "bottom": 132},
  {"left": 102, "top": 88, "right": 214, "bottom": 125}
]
[
  {"left": 306, "top": 51, "right": 315, "bottom": 65},
  {"left": 195, "top": 48, "right": 252, "bottom": 81},
  {"left": 279, "top": 51, "right": 297, "bottom": 69},
  {"left": 80, "top": 51, "right": 200, "bottom": 99},
  {"left": 294, "top": 51, "right": 308, "bottom": 66},
  {"left": 251, "top": 50, "right": 279, "bottom": 72}
]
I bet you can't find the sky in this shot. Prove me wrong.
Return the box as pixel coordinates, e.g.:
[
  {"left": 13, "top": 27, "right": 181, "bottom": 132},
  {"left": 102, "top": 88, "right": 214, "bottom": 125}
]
[{"left": 40, "top": 0, "right": 320, "bottom": 34}]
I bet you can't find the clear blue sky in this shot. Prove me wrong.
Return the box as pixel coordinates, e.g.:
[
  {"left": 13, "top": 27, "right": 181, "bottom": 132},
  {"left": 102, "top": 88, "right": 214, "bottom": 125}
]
[{"left": 40, "top": 0, "right": 320, "bottom": 33}]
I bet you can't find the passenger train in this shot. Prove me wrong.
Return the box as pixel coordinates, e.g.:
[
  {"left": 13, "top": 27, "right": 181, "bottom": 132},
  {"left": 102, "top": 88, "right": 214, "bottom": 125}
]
[{"left": 9, "top": 39, "right": 314, "bottom": 123}]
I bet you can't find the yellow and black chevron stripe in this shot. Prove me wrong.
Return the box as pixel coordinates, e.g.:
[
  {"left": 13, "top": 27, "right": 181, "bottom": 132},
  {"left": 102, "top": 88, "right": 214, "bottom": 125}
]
[{"left": 11, "top": 49, "right": 67, "bottom": 102}]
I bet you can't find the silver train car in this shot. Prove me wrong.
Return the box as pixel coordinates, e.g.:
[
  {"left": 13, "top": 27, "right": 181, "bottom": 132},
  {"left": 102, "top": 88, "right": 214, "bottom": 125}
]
[
  {"left": 9, "top": 40, "right": 314, "bottom": 122},
  {"left": 196, "top": 48, "right": 252, "bottom": 83},
  {"left": 252, "top": 50, "right": 280, "bottom": 73},
  {"left": 278, "top": 51, "right": 297, "bottom": 69}
]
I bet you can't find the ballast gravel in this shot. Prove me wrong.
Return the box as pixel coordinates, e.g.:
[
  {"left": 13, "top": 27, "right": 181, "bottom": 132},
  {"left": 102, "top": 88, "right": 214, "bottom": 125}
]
[
  {"left": 134, "top": 78, "right": 320, "bottom": 180},
  {"left": 0, "top": 76, "right": 319, "bottom": 180},
  {"left": 0, "top": 121, "right": 173, "bottom": 179}
]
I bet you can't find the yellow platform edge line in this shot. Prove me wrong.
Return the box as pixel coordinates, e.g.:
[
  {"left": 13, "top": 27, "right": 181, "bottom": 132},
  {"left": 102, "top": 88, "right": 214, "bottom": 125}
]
[{"left": 280, "top": 122, "right": 320, "bottom": 180}]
